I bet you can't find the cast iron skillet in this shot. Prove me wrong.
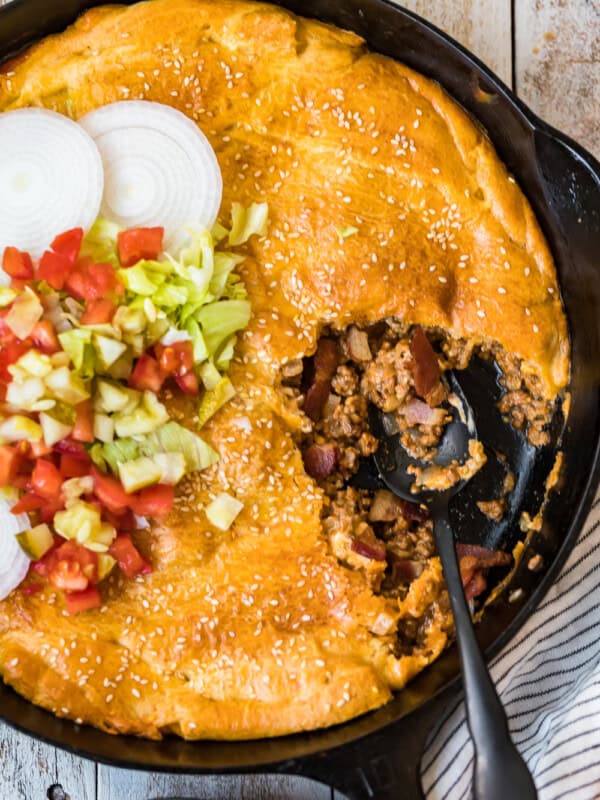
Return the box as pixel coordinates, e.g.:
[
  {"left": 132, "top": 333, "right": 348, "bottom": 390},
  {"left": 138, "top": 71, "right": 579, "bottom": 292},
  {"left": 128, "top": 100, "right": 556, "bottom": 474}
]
[{"left": 1, "top": 1, "right": 600, "bottom": 798}]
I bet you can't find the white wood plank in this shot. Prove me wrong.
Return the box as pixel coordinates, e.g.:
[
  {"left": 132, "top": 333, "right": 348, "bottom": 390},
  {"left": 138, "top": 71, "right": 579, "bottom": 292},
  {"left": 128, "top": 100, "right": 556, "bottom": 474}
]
[
  {"left": 98, "top": 768, "right": 332, "bottom": 799},
  {"left": 515, "top": 0, "right": 600, "bottom": 158},
  {"left": 397, "top": 0, "right": 513, "bottom": 85},
  {"left": 0, "top": 722, "right": 96, "bottom": 800}
]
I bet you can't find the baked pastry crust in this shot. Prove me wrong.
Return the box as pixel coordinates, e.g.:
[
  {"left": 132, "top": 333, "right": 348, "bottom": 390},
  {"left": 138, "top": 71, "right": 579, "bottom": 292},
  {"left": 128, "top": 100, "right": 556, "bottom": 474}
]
[{"left": 0, "top": 0, "right": 569, "bottom": 739}]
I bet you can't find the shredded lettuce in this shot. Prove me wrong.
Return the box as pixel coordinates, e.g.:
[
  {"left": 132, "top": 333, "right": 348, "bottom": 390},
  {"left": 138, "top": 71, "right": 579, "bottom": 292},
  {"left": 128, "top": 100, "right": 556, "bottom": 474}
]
[
  {"left": 80, "top": 218, "right": 121, "bottom": 266},
  {"left": 196, "top": 376, "right": 235, "bottom": 429},
  {"left": 90, "top": 421, "right": 218, "bottom": 476},
  {"left": 228, "top": 202, "right": 268, "bottom": 246},
  {"left": 198, "top": 299, "right": 251, "bottom": 356},
  {"left": 78, "top": 203, "right": 264, "bottom": 439}
]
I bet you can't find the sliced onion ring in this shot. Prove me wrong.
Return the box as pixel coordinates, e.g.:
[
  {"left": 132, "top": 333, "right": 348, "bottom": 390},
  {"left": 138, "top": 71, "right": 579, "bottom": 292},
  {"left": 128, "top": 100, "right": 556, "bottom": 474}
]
[
  {"left": 0, "top": 108, "right": 104, "bottom": 266},
  {"left": 0, "top": 500, "right": 31, "bottom": 601},
  {"left": 79, "top": 101, "right": 223, "bottom": 248}
]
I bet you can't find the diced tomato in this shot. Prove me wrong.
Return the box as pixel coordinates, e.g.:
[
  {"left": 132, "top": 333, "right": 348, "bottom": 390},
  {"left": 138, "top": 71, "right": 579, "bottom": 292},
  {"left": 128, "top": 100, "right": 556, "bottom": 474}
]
[
  {"left": 109, "top": 533, "right": 151, "bottom": 578},
  {"left": 46, "top": 540, "right": 98, "bottom": 593},
  {"left": 64, "top": 585, "right": 101, "bottom": 615},
  {"left": 174, "top": 370, "right": 199, "bottom": 396},
  {"left": 156, "top": 341, "right": 194, "bottom": 375},
  {"left": 0, "top": 445, "right": 22, "bottom": 485},
  {"left": 31, "top": 459, "right": 63, "bottom": 500},
  {"left": 62, "top": 265, "right": 87, "bottom": 300},
  {"left": 0, "top": 308, "right": 17, "bottom": 344},
  {"left": 0, "top": 341, "right": 30, "bottom": 381},
  {"left": 132, "top": 484, "right": 174, "bottom": 517},
  {"left": 36, "top": 250, "right": 70, "bottom": 290},
  {"left": 60, "top": 453, "right": 89, "bottom": 478},
  {"left": 30, "top": 536, "right": 62, "bottom": 577},
  {"left": 72, "top": 400, "right": 94, "bottom": 443},
  {"left": 20, "top": 581, "right": 43, "bottom": 596},
  {"left": 65, "top": 259, "right": 123, "bottom": 301},
  {"left": 80, "top": 298, "right": 117, "bottom": 325},
  {"left": 90, "top": 466, "right": 130, "bottom": 514},
  {"left": 11, "top": 493, "right": 45, "bottom": 514},
  {"left": 12, "top": 474, "right": 30, "bottom": 490},
  {"left": 27, "top": 439, "right": 53, "bottom": 458},
  {"left": 87, "top": 261, "right": 124, "bottom": 298},
  {"left": 102, "top": 507, "right": 136, "bottom": 531},
  {"left": 53, "top": 438, "right": 89, "bottom": 459},
  {"left": 156, "top": 344, "right": 179, "bottom": 373},
  {"left": 38, "top": 497, "right": 65, "bottom": 524},
  {"left": 31, "top": 320, "right": 60, "bottom": 354},
  {"left": 50, "top": 227, "right": 83, "bottom": 264},
  {"left": 129, "top": 353, "right": 166, "bottom": 393},
  {"left": 2, "top": 246, "right": 33, "bottom": 279},
  {"left": 117, "top": 227, "right": 164, "bottom": 267}
]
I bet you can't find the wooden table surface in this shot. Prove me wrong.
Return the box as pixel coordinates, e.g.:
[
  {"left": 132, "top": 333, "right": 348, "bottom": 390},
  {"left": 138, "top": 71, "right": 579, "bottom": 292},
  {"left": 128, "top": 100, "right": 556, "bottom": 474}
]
[{"left": 0, "top": 0, "right": 598, "bottom": 798}]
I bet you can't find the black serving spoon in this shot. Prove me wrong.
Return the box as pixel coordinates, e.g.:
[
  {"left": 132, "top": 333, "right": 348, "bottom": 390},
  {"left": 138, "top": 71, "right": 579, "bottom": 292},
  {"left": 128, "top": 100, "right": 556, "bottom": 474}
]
[{"left": 368, "top": 372, "right": 537, "bottom": 800}]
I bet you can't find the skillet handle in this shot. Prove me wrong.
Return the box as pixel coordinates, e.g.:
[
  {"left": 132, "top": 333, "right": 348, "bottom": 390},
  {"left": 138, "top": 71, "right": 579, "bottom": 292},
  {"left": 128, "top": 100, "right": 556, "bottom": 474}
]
[{"left": 277, "top": 690, "right": 456, "bottom": 800}]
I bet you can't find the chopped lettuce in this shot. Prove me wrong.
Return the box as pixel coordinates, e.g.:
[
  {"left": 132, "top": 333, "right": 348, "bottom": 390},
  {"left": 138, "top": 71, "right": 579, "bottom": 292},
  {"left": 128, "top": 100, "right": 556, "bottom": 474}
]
[
  {"left": 80, "top": 218, "right": 121, "bottom": 266},
  {"left": 205, "top": 492, "right": 243, "bottom": 531},
  {"left": 198, "top": 299, "right": 251, "bottom": 356},
  {"left": 90, "top": 421, "right": 218, "bottom": 476},
  {"left": 228, "top": 202, "right": 268, "bottom": 246},
  {"left": 197, "top": 376, "right": 235, "bottom": 429},
  {"left": 76, "top": 204, "right": 263, "bottom": 440}
]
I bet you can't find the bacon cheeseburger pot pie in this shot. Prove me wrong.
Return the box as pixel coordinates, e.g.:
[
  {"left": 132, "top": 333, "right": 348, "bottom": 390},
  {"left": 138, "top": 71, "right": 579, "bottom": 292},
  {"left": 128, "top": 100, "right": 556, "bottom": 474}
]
[{"left": 0, "top": 0, "right": 578, "bottom": 743}]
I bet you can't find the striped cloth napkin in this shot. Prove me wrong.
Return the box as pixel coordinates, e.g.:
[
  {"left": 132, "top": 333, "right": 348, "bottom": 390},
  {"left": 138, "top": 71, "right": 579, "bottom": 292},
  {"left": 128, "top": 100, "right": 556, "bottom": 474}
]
[{"left": 421, "top": 490, "right": 600, "bottom": 800}]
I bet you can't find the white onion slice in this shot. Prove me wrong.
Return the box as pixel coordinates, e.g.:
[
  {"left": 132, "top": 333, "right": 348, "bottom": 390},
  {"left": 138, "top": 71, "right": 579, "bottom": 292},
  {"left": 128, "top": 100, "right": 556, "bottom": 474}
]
[
  {"left": 0, "top": 108, "right": 104, "bottom": 266},
  {"left": 79, "top": 101, "right": 223, "bottom": 248},
  {"left": 0, "top": 500, "right": 31, "bottom": 601}
]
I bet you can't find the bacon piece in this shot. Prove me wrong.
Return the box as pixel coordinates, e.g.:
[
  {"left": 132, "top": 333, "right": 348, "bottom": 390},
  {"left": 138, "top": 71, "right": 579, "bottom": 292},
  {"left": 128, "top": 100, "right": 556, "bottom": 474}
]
[
  {"left": 409, "top": 326, "right": 446, "bottom": 407},
  {"left": 346, "top": 326, "right": 372, "bottom": 362},
  {"left": 388, "top": 552, "right": 424, "bottom": 584},
  {"left": 303, "top": 443, "right": 338, "bottom": 481},
  {"left": 351, "top": 531, "right": 387, "bottom": 561},
  {"left": 368, "top": 489, "right": 429, "bottom": 523},
  {"left": 457, "top": 544, "right": 511, "bottom": 600},
  {"left": 401, "top": 397, "right": 448, "bottom": 426},
  {"left": 400, "top": 500, "right": 430, "bottom": 523},
  {"left": 304, "top": 338, "right": 339, "bottom": 421},
  {"left": 456, "top": 543, "right": 511, "bottom": 567},
  {"left": 464, "top": 571, "right": 488, "bottom": 601}
]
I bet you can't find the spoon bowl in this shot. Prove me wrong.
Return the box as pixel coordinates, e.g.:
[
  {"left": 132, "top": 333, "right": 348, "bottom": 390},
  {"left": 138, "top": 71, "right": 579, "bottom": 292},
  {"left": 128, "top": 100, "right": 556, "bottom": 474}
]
[
  {"left": 369, "top": 370, "right": 538, "bottom": 800},
  {"left": 368, "top": 370, "right": 475, "bottom": 505}
]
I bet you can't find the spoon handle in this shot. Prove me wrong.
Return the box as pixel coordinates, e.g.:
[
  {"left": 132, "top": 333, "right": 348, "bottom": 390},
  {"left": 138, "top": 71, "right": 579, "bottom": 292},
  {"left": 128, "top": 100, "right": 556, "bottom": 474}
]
[{"left": 433, "top": 504, "right": 538, "bottom": 800}]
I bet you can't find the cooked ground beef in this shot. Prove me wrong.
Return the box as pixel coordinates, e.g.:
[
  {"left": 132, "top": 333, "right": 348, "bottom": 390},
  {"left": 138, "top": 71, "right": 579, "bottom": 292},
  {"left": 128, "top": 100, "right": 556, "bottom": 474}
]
[
  {"left": 361, "top": 340, "right": 414, "bottom": 412},
  {"left": 282, "top": 318, "right": 550, "bottom": 629}
]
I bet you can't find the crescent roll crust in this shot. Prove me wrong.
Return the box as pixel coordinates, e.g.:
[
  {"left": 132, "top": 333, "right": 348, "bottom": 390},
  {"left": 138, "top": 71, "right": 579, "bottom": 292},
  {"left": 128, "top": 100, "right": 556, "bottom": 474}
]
[{"left": 0, "top": 0, "right": 568, "bottom": 739}]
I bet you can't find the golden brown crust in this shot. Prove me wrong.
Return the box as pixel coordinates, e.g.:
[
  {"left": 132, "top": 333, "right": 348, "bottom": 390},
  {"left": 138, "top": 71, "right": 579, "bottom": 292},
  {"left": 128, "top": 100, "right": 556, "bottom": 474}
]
[{"left": 0, "top": 0, "right": 567, "bottom": 739}]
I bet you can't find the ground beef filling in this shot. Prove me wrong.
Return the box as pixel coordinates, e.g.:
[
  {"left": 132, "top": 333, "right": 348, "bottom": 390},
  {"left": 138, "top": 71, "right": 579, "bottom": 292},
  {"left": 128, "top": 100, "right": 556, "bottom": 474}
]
[{"left": 282, "top": 320, "right": 550, "bottom": 640}]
